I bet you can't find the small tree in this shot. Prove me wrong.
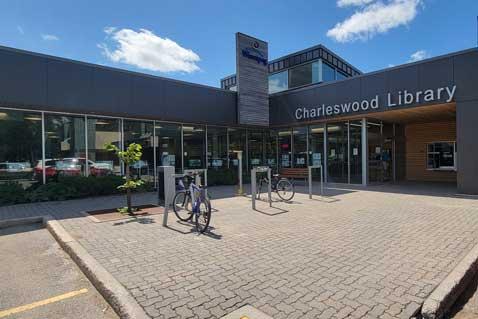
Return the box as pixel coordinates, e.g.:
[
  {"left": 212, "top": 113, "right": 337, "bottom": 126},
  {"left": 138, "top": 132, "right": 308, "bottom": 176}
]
[{"left": 105, "top": 143, "right": 144, "bottom": 215}]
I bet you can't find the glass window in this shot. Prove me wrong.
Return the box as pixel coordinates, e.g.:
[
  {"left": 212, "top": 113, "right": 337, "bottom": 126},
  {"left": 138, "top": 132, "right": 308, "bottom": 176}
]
[
  {"left": 248, "top": 130, "right": 264, "bottom": 169},
  {"left": 87, "top": 117, "right": 121, "bottom": 176},
  {"left": 183, "top": 125, "right": 205, "bottom": 170},
  {"left": 427, "top": 142, "right": 456, "bottom": 170},
  {"left": 155, "top": 123, "right": 182, "bottom": 172},
  {"left": 327, "top": 123, "right": 348, "bottom": 183},
  {"left": 265, "top": 130, "right": 278, "bottom": 173},
  {"left": 228, "top": 128, "right": 247, "bottom": 173},
  {"left": 322, "top": 61, "right": 336, "bottom": 82},
  {"left": 268, "top": 71, "right": 288, "bottom": 94},
  {"left": 123, "top": 120, "right": 154, "bottom": 182},
  {"left": 337, "top": 70, "right": 348, "bottom": 80},
  {"left": 45, "top": 114, "right": 87, "bottom": 180},
  {"left": 293, "top": 127, "right": 307, "bottom": 168},
  {"left": 309, "top": 125, "right": 324, "bottom": 168},
  {"left": 207, "top": 126, "right": 228, "bottom": 170},
  {"left": 349, "top": 121, "right": 362, "bottom": 184},
  {"left": 278, "top": 129, "right": 292, "bottom": 168},
  {"left": 289, "top": 61, "right": 320, "bottom": 89},
  {"left": 0, "top": 109, "right": 42, "bottom": 183}
]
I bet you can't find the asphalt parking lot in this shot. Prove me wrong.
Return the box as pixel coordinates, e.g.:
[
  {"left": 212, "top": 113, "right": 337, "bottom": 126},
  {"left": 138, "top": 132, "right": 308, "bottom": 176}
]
[{"left": 0, "top": 223, "right": 117, "bottom": 319}]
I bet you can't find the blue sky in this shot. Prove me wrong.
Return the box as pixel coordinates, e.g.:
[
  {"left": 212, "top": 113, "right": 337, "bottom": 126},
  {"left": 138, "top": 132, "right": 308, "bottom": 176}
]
[{"left": 0, "top": 0, "right": 477, "bottom": 87}]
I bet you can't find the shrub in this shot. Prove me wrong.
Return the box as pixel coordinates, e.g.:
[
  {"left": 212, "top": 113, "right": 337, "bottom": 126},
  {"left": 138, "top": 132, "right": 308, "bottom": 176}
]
[
  {"left": 0, "top": 175, "right": 153, "bottom": 206},
  {"left": 27, "top": 182, "right": 78, "bottom": 202},
  {"left": 0, "top": 182, "right": 27, "bottom": 205}
]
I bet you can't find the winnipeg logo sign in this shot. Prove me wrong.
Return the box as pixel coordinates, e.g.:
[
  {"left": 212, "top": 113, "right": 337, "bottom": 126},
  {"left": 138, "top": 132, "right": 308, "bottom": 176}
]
[
  {"left": 241, "top": 41, "right": 267, "bottom": 66},
  {"left": 295, "top": 85, "right": 457, "bottom": 120}
]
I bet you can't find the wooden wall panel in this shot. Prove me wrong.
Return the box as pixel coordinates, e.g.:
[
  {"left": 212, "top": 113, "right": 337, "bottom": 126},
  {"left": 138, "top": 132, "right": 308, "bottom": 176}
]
[{"left": 405, "top": 121, "right": 456, "bottom": 182}]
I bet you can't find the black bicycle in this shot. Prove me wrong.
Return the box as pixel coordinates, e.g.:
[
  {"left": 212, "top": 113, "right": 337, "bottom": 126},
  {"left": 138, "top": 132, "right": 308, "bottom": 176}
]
[
  {"left": 256, "top": 173, "right": 295, "bottom": 201},
  {"left": 172, "top": 173, "right": 211, "bottom": 233}
]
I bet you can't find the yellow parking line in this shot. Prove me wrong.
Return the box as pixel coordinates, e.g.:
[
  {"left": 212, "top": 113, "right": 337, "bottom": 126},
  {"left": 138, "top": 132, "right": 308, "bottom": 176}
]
[{"left": 0, "top": 288, "right": 88, "bottom": 318}]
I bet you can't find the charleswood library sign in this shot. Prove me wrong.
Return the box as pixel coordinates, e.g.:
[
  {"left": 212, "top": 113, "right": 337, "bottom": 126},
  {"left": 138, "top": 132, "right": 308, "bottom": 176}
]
[{"left": 295, "top": 85, "right": 457, "bottom": 120}]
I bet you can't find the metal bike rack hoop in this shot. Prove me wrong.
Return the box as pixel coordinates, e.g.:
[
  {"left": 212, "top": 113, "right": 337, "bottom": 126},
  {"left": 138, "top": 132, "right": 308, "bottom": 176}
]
[
  {"left": 157, "top": 166, "right": 175, "bottom": 227},
  {"left": 308, "top": 165, "right": 324, "bottom": 199},
  {"left": 251, "top": 166, "right": 272, "bottom": 210},
  {"left": 183, "top": 169, "right": 208, "bottom": 187}
]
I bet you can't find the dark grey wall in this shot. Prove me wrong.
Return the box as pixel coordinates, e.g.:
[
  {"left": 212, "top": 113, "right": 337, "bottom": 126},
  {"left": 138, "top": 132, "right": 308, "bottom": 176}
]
[
  {"left": 0, "top": 46, "right": 237, "bottom": 126},
  {"left": 270, "top": 49, "right": 478, "bottom": 126},
  {"left": 271, "top": 48, "right": 478, "bottom": 194},
  {"left": 457, "top": 101, "right": 478, "bottom": 194}
]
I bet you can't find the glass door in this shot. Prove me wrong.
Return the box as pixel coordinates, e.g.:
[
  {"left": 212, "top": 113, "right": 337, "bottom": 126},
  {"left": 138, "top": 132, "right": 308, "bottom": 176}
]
[
  {"left": 327, "top": 123, "right": 348, "bottom": 183},
  {"left": 368, "top": 121, "right": 394, "bottom": 183},
  {"left": 349, "top": 121, "right": 362, "bottom": 184}
]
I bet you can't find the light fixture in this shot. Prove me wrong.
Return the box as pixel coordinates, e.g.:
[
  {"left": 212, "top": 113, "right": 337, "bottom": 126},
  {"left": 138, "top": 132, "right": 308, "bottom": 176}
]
[
  {"left": 327, "top": 126, "right": 341, "bottom": 132},
  {"left": 311, "top": 128, "right": 324, "bottom": 133},
  {"left": 24, "top": 116, "right": 42, "bottom": 121},
  {"left": 94, "top": 120, "right": 110, "bottom": 125},
  {"left": 0, "top": 112, "right": 8, "bottom": 119}
]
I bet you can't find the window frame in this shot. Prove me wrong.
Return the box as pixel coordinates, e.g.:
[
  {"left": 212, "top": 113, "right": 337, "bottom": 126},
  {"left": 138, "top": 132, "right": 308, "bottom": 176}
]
[{"left": 426, "top": 141, "right": 457, "bottom": 171}]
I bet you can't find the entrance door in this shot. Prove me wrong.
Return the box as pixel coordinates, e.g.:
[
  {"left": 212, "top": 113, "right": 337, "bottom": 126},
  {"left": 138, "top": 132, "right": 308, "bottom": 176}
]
[
  {"left": 327, "top": 123, "right": 348, "bottom": 183},
  {"left": 368, "top": 121, "right": 395, "bottom": 183}
]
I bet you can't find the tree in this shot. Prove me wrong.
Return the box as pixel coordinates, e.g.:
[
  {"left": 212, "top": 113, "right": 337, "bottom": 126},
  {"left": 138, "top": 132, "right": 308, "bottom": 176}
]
[{"left": 105, "top": 143, "right": 144, "bottom": 215}]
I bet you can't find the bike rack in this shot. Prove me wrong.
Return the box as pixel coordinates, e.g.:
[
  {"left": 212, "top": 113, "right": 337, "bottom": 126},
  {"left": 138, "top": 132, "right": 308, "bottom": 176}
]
[
  {"left": 251, "top": 166, "right": 272, "bottom": 210},
  {"left": 308, "top": 165, "right": 324, "bottom": 199},
  {"left": 232, "top": 150, "right": 244, "bottom": 195},
  {"left": 183, "top": 169, "right": 208, "bottom": 188},
  {"left": 157, "top": 166, "right": 176, "bottom": 227}
]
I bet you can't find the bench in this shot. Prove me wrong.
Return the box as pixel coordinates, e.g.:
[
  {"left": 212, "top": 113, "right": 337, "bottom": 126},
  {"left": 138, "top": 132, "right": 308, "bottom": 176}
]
[{"left": 279, "top": 168, "right": 308, "bottom": 183}]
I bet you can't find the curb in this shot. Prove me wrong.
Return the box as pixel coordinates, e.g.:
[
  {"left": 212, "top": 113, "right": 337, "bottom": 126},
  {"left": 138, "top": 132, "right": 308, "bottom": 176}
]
[
  {"left": 0, "top": 216, "right": 43, "bottom": 229},
  {"left": 0, "top": 216, "right": 150, "bottom": 319},
  {"left": 43, "top": 216, "right": 150, "bottom": 319},
  {"left": 421, "top": 242, "right": 478, "bottom": 319}
]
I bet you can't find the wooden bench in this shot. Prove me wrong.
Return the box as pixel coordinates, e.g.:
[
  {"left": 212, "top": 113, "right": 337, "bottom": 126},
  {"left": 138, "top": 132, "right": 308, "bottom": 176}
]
[{"left": 279, "top": 168, "right": 308, "bottom": 182}]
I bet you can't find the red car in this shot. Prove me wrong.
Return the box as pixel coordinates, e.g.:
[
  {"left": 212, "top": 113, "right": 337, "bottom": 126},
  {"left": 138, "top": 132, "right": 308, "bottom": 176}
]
[
  {"left": 34, "top": 159, "right": 59, "bottom": 180},
  {"left": 34, "top": 158, "right": 112, "bottom": 180}
]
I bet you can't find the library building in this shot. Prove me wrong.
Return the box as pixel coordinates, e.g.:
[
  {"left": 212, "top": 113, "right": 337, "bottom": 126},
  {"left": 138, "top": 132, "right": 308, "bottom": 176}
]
[{"left": 1, "top": 33, "right": 477, "bottom": 194}]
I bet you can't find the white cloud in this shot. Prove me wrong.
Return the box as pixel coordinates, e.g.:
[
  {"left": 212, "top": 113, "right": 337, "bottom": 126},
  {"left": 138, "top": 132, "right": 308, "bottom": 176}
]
[
  {"left": 337, "top": 0, "right": 375, "bottom": 7},
  {"left": 17, "top": 26, "right": 24, "bottom": 35},
  {"left": 99, "top": 28, "right": 200, "bottom": 73},
  {"left": 327, "top": 0, "right": 422, "bottom": 43},
  {"left": 103, "top": 26, "right": 116, "bottom": 35},
  {"left": 41, "top": 34, "right": 59, "bottom": 41},
  {"left": 408, "top": 49, "right": 429, "bottom": 62}
]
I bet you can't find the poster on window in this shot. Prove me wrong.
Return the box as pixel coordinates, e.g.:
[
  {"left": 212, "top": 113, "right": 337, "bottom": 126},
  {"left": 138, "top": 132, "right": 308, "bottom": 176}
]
[
  {"left": 212, "top": 159, "right": 223, "bottom": 167},
  {"left": 281, "top": 154, "right": 290, "bottom": 167},
  {"left": 312, "top": 153, "right": 322, "bottom": 166},
  {"left": 296, "top": 157, "right": 305, "bottom": 165}
]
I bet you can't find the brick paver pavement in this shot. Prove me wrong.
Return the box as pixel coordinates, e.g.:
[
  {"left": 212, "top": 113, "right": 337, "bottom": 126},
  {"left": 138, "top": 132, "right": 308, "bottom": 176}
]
[{"left": 1, "top": 183, "right": 478, "bottom": 318}]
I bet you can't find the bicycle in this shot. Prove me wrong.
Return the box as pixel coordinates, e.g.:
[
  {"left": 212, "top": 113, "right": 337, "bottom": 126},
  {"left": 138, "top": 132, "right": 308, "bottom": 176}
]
[
  {"left": 256, "top": 173, "right": 295, "bottom": 201},
  {"left": 172, "top": 173, "right": 211, "bottom": 233}
]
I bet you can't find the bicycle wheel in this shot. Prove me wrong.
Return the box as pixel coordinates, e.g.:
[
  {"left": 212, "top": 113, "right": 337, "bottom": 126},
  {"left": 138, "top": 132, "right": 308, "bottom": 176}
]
[
  {"left": 173, "top": 191, "right": 193, "bottom": 221},
  {"left": 195, "top": 198, "right": 211, "bottom": 233},
  {"left": 276, "top": 178, "right": 295, "bottom": 201}
]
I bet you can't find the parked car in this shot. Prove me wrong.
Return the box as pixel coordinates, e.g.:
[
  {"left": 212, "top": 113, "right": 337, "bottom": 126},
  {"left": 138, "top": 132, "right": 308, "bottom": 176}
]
[
  {"left": 34, "top": 159, "right": 59, "bottom": 180},
  {"left": 0, "top": 162, "right": 33, "bottom": 180},
  {"left": 34, "top": 158, "right": 113, "bottom": 180}
]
